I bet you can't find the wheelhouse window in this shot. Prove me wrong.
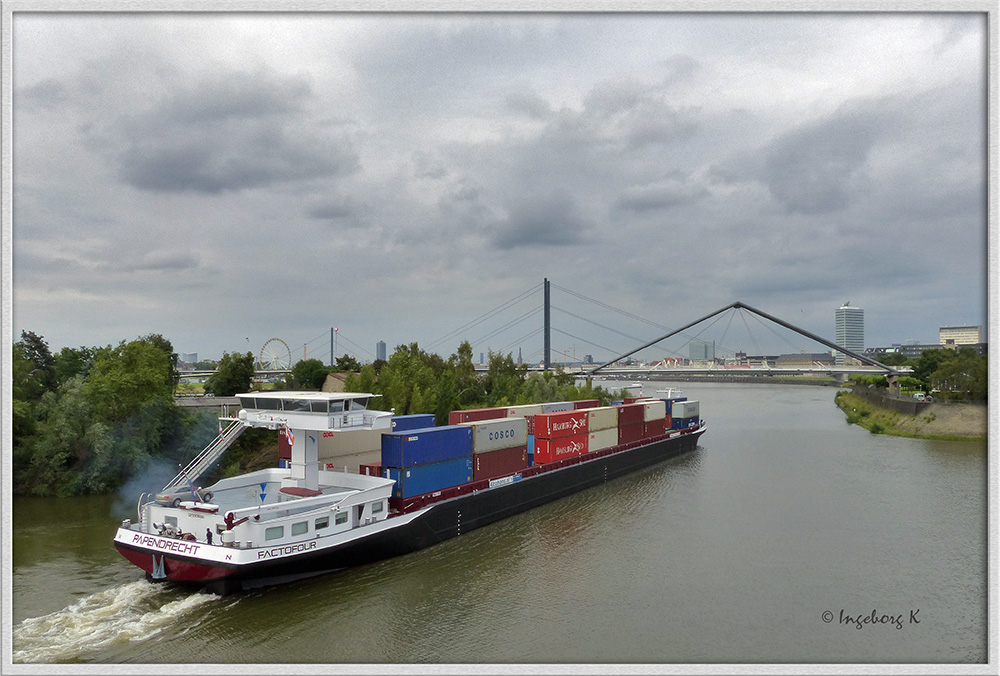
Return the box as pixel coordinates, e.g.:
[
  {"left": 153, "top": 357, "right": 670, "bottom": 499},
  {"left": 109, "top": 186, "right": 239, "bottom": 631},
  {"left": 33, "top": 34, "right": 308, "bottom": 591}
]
[
  {"left": 283, "top": 399, "right": 311, "bottom": 412},
  {"left": 258, "top": 398, "right": 280, "bottom": 410},
  {"left": 310, "top": 401, "right": 329, "bottom": 413},
  {"left": 329, "top": 400, "right": 345, "bottom": 413}
]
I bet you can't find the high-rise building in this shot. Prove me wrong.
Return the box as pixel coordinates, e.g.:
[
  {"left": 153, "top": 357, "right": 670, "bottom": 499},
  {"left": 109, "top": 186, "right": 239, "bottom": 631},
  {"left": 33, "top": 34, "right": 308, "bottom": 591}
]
[
  {"left": 690, "top": 340, "right": 715, "bottom": 361},
  {"left": 376, "top": 341, "right": 386, "bottom": 361},
  {"left": 939, "top": 325, "right": 982, "bottom": 348},
  {"left": 834, "top": 303, "right": 865, "bottom": 364}
]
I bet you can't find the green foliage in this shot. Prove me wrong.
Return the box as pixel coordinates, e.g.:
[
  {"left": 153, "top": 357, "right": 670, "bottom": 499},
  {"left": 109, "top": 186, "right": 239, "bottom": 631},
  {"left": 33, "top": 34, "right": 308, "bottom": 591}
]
[
  {"left": 334, "top": 354, "right": 362, "bottom": 373},
  {"left": 291, "top": 358, "right": 331, "bottom": 389},
  {"left": 205, "top": 351, "right": 255, "bottom": 396},
  {"left": 84, "top": 340, "right": 174, "bottom": 424},
  {"left": 848, "top": 374, "right": 888, "bottom": 388}
]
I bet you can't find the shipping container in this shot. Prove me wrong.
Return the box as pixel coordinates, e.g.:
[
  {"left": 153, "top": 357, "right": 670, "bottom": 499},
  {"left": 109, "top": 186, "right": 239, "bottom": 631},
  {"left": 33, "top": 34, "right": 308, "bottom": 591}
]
[
  {"left": 460, "top": 417, "right": 528, "bottom": 454},
  {"left": 643, "top": 399, "right": 666, "bottom": 422},
  {"left": 318, "top": 428, "right": 382, "bottom": 460},
  {"left": 359, "top": 461, "right": 382, "bottom": 477},
  {"left": 391, "top": 414, "right": 437, "bottom": 432},
  {"left": 541, "top": 401, "right": 573, "bottom": 413},
  {"left": 381, "top": 425, "right": 473, "bottom": 468},
  {"left": 612, "top": 400, "right": 624, "bottom": 406},
  {"left": 672, "top": 415, "right": 699, "bottom": 430},
  {"left": 618, "top": 422, "right": 645, "bottom": 445},
  {"left": 448, "top": 407, "right": 507, "bottom": 425},
  {"left": 506, "top": 404, "right": 544, "bottom": 418},
  {"left": 617, "top": 403, "right": 645, "bottom": 427},
  {"left": 580, "top": 406, "right": 617, "bottom": 432},
  {"left": 623, "top": 396, "right": 643, "bottom": 405},
  {"left": 533, "top": 433, "right": 589, "bottom": 464},
  {"left": 534, "top": 409, "right": 589, "bottom": 439},
  {"left": 473, "top": 445, "right": 529, "bottom": 481},
  {"left": 643, "top": 418, "right": 666, "bottom": 438},
  {"left": 661, "top": 397, "right": 687, "bottom": 416},
  {"left": 673, "top": 400, "right": 700, "bottom": 419},
  {"left": 383, "top": 456, "right": 474, "bottom": 499},
  {"left": 588, "top": 427, "right": 618, "bottom": 452},
  {"left": 572, "top": 399, "right": 601, "bottom": 409}
]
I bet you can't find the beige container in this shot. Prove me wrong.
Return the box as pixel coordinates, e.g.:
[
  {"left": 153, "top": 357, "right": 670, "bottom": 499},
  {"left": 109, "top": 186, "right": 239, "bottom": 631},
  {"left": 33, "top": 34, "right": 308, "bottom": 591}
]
[
  {"left": 317, "top": 428, "right": 383, "bottom": 461},
  {"left": 461, "top": 416, "right": 529, "bottom": 454},
  {"left": 581, "top": 406, "right": 618, "bottom": 432},
  {"left": 506, "top": 404, "right": 544, "bottom": 418},
  {"left": 643, "top": 400, "right": 666, "bottom": 422},
  {"left": 588, "top": 427, "right": 618, "bottom": 452}
]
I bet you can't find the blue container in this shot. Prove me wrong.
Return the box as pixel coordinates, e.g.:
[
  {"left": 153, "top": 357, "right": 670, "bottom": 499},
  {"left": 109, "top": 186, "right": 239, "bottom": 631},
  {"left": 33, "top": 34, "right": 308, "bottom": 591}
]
[
  {"left": 384, "top": 456, "right": 474, "bottom": 499},
  {"left": 612, "top": 400, "right": 624, "bottom": 406},
  {"left": 527, "top": 434, "right": 535, "bottom": 465},
  {"left": 662, "top": 397, "right": 687, "bottom": 416},
  {"left": 391, "top": 414, "right": 437, "bottom": 432},
  {"left": 381, "top": 425, "right": 473, "bottom": 468},
  {"left": 671, "top": 415, "right": 699, "bottom": 430}
]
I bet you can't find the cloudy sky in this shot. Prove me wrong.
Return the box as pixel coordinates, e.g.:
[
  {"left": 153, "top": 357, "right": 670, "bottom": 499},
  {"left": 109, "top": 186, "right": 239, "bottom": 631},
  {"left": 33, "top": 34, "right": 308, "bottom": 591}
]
[{"left": 9, "top": 10, "right": 990, "bottom": 366}]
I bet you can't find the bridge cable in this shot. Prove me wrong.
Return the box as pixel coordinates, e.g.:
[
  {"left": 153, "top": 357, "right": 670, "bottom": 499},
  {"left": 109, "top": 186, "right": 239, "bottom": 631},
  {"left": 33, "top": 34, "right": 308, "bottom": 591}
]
[
  {"left": 425, "top": 282, "right": 543, "bottom": 352},
  {"left": 550, "top": 282, "right": 671, "bottom": 330}
]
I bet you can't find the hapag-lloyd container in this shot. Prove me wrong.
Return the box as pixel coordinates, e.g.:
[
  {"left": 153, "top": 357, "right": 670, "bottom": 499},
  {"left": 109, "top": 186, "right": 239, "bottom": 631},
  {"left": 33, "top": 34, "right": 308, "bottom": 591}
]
[
  {"left": 448, "top": 407, "right": 507, "bottom": 425},
  {"left": 391, "top": 414, "right": 437, "bottom": 432},
  {"left": 460, "top": 417, "right": 528, "bottom": 454},
  {"left": 473, "top": 445, "right": 529, "bottom": 481},
  {"left": 642, "top": 399, "right": 666, "bottom": 422},
  {"left": 384, "top": 456, "right": 474, "bottom": 499},
  {"left": 588, "top": 427, "right": 618, "bottom": 452},
  {"left": 673, "top": 400, "right": 700, "bottom": 419},
  {"left": 381, "top": 425, "right": 472, "bottom": 468},
  {"left": 617, "top": 403, "right": 645, "bottom": 426},
  {"left": 581, "top": 406, "right": 617, "bottom": 432},
  {"left": 533, "top": 433, "right": 588, "bottom": 464},
  {"left": 534, "top": 409, "right": 589, "bottom": 439}
]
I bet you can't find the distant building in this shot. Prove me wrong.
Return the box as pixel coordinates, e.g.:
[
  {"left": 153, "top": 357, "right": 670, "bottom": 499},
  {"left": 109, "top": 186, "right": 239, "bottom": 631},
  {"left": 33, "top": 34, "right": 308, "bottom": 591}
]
[
  {"left": 834, "top": 303, "right": 864, "bottom": 365},
  {"left": 180, "top": 352, "right": 198, "bottom": 364},
  {"left": 376, "top": 341, "right": 386, "bottom": 361},
  {"left": 690, "top": 340, "right": 715, "bottom": 361},
  {"left": 939, "top": 325, "right": 982, "bottom": 348}
]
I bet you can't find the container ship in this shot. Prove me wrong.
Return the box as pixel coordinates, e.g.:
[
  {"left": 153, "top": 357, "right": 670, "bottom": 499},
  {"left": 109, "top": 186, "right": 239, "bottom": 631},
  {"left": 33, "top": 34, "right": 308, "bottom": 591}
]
[{"left": 113, "top": 391, "right": 704, "bottom": 595}]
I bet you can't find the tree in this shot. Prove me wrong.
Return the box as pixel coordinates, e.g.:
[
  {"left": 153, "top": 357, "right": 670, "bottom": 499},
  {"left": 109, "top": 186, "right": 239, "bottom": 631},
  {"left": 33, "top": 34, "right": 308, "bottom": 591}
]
[
  {"left": 205, "top": 351, "right": 255, "bottom": 396},
  {"left": 83, "top": 340, "right": 174, "bottom": 424},
  {"left": 291, "top": 358, "right": 331, "bottom": 389},
  {"left": 139, "top": 333, "right": 180, "bottom": 390},
  {"left": 334, "top": 354, "right": 361, "bottom": 373}
]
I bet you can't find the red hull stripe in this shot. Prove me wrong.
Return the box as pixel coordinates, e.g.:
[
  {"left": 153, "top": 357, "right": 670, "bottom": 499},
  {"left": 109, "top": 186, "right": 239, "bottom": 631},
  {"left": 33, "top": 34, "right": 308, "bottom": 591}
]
[{"left": 115, "top": 543, "right": 236, "bottom": 582}]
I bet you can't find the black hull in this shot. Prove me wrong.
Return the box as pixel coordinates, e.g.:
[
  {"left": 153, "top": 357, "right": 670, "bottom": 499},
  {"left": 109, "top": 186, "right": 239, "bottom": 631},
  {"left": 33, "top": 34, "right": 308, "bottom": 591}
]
[{"left": 192, "top": 428, "right": 703, "bottom": 594}]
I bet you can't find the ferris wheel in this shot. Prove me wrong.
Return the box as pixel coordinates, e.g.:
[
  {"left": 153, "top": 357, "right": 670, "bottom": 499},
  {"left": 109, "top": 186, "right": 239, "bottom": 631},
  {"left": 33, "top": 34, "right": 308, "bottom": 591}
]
[{"left": 258, "top": 338, "right": 292, "bottom": 370}]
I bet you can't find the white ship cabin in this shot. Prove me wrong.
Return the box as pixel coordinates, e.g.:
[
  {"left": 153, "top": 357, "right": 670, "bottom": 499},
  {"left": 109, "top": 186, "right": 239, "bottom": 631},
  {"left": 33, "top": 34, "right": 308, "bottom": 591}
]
[{"left": 140, "top": 392, "right": 397, "bottom": 549}]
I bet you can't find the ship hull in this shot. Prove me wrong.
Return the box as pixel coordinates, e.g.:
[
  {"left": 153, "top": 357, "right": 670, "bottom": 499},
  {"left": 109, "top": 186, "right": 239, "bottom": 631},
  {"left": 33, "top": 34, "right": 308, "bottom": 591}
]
[{"left": 114, "top": 427, "right": 704, "bottom": 594}]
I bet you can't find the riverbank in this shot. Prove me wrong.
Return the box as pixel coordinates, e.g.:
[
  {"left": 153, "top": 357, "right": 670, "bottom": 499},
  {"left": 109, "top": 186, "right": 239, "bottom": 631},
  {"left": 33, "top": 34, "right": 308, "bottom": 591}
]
[{"left": 834, "top": 391, "right": 987, "bottom": 441}]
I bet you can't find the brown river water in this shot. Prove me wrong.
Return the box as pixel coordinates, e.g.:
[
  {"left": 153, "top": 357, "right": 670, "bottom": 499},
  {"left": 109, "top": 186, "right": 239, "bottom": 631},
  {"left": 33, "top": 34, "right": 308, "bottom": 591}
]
[{"left": 9, "top": 381, "right": 988, "bottom": 667}]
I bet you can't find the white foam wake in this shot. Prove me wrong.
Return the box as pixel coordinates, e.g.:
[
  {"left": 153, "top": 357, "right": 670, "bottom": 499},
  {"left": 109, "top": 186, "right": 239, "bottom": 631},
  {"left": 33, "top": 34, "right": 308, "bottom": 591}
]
[{"left": 12, "top": 580, "right": 219, "bottom": 663}]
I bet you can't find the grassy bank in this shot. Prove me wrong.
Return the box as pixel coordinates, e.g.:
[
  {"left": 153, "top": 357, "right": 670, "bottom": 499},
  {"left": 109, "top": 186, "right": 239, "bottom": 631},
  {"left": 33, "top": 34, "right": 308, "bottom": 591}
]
[{"left": 834, "top": 391, "right": 987, "bottom": 442}]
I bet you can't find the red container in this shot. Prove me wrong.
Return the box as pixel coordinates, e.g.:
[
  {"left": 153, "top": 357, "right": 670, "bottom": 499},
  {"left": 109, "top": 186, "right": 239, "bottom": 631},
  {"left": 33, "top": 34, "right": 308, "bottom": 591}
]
[
  {"left": 534, "top": 410, "right": 589, "bottom": 439},
  {"left": 623, "top": 396, "right": 642, "bottom": 404},
  {"left": 617, "top": 403, "right": 645, "bottom": 426},
  {"left": 643, "top": 419, "right": 666, "bottom": 438},
  {"left": 664, "top": 415, "right": 672, "bottom": 430},
  {"left": 534, "top": 433, "right": 589, "bottom": 464},
  {"left": 618, "top": 422, "right": 644, "bottom": 445},
  {"left": 525, "top": 415, "right": 535, "bottom": 435},
  {"left": 448, "top": 407, "right": 506, "bottom": 425},
  {"left": 473, "top": 445, "right": 529, "bottom": 481},
  {"left": 279, "top": 428, "right": 292, "bottom": 459},
  {"left": 573, "top": 399, "right": 600, "bottom": 409},
  {"left": 359, "top": 461, "right": 382, "bottom": 477}
]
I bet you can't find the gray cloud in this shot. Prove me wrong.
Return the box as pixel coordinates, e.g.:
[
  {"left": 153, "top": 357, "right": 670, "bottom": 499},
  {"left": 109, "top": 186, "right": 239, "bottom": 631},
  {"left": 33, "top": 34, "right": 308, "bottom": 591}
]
[{"left": 492, "top": 190, "right": 592, "bottom": 250}]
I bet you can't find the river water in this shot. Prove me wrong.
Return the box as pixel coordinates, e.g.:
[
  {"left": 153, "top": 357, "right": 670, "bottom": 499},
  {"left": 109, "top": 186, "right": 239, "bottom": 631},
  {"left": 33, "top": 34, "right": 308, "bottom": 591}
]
[{"left": 8, "top": 381, "right": 988, "bottom": 667}]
